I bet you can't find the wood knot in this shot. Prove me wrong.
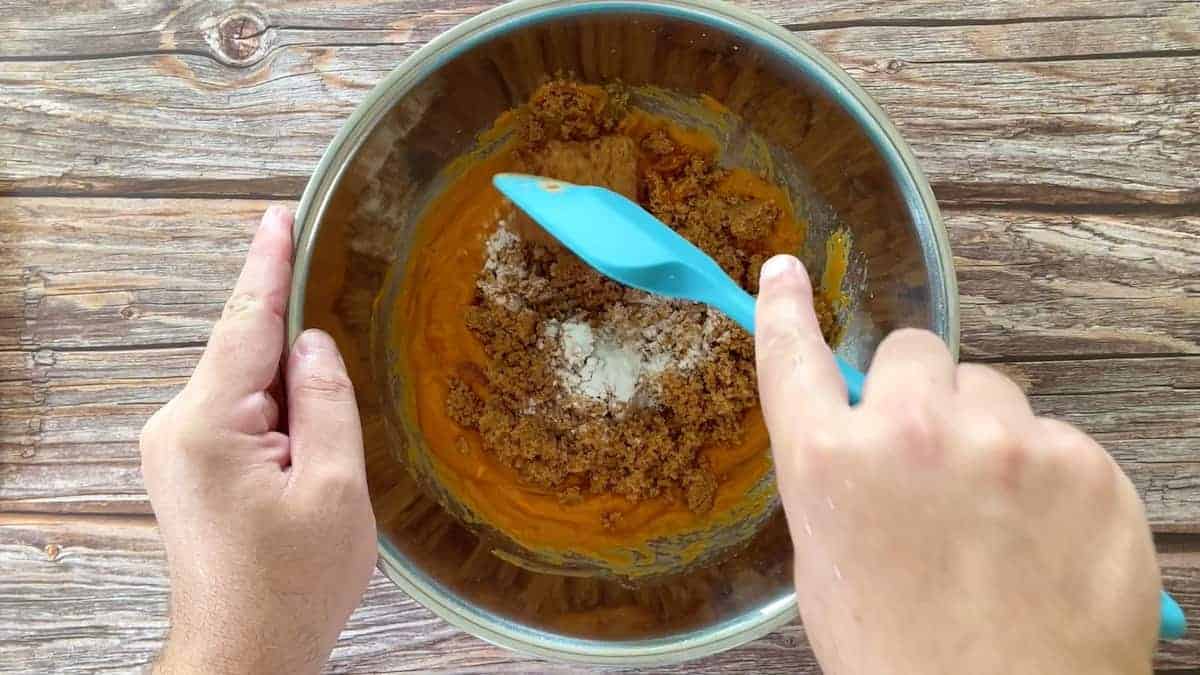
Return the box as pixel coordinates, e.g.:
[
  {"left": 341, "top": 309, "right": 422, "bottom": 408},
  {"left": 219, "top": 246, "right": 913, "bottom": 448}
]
[
  {"left": 210, "top": 9, "right": 268, "bottom": 67},
  {"left": 120, "top": 305, "right": 138, "bottom": 320},
  {"left": 44, "top": 544, "right": 60, "bottom": 561}
]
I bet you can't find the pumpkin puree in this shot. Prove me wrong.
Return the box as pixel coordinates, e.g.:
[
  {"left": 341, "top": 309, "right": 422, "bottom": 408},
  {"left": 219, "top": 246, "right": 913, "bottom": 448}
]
[{"left": 392, "top": 81, "right": 841, "bottom": 567}]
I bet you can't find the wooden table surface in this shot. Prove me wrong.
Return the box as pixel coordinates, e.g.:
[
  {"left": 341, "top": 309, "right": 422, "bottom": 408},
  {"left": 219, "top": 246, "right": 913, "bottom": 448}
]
[{"left": 2, "top": 1, "right": 1198, "bottom": 672}]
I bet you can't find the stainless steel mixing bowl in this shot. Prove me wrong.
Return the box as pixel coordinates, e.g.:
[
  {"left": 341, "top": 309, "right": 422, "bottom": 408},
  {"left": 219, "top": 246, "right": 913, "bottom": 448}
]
[{"left": 288, "top": 0, "right": 958, "bottom": 665}]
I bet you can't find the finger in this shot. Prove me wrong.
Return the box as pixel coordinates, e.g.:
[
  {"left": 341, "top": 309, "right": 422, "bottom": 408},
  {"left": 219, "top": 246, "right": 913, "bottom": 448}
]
[
  {"left": 1026, "top": 417, "right": 1117, "bottom": 480},
  {"left": 267, "top": 370, "right": 287, "bottom": 432},
  {"left": 194, "top": 206, "right": 294, "bottom": 404},
  {"left": 862, "top": 328, "right": 955, "bottom": 407},
  {"left": 755, "top": 255, "right": 847, "bottom": 436},
  {"left": 228, "top": 390, "right": 280, "bottom": 435},
  {"left": 139, "top": 393, "right": 179, "bottom": 471},
  {"left": 286, "top": 329, "right": 365, "bottom": 480},
  {"left": 954, "top": 363, "right": 1032, "bottom": 426}
]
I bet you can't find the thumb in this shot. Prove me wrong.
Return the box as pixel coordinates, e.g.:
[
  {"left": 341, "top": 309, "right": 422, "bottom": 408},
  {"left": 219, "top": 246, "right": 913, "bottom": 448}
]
[
  {"left": 755, "top": 255, "right": 848, "bottom": 439},
  {"left": 286, "top": 329, "right": 365, "bottom": 480}
]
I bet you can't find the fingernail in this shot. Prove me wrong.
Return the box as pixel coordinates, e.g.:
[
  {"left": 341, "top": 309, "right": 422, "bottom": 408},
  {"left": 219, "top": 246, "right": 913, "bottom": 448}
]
[
  {"left": 262, "top": 205, "right": 292, "bottom": 229},
  {"left": 760, "top": 255, "right": 800, "bottom": 284},
  {"left": 294, "top": 328, "right": 336, "bottom": 360}
]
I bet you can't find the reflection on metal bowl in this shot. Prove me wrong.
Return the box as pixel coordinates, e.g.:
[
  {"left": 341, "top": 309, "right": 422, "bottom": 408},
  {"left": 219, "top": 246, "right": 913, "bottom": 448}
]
[{"left": 288, "top": 0, "right": 958, "bottom": 666}]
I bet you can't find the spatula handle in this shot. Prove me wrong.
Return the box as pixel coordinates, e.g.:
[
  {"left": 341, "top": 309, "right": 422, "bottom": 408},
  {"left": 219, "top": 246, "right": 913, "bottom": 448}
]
[{"left": 1162, "top": 590, "right": 1187, "bottom": 639}]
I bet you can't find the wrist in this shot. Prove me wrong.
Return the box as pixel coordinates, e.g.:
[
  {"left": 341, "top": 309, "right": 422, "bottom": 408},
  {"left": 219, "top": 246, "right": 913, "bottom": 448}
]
[
  {"left": 154, "top": 595, "right": 324, "bottom": 675},
  {"left": 154, "top": 631, "right": 249, "bottom": 675}
]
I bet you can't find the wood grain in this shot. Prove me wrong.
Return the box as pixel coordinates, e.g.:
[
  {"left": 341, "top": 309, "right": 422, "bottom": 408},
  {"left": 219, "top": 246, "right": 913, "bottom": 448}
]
[
  {"left": 953, "top": 210, "right": 1200, "bottom": 359},
  {"left": 2, "top": 2, "right": 1198, "bottom": 672},
  {"left": 0, "top": 514, "right": 819, "bottom": 674},
  {"left": 2, "top": 1, "right": 1190, "bottom": 56},
  {"left": 2, "top": 514, "right": 1197, "bottom": 673},
  {"left": 0, "top": 199, "right": 263, "bottom": 350},
  {"left": 5, "top": 343, "right": 1197, "bottom": 523},
  {"left": 2, "top": 200, "right": 1194, "bottom": 355},
  {"left": 1, "top": 202, "right": 1197, "bottom": 523},
  {"left": 0, "top": 1, "right": 1196, "bottom": 204}
]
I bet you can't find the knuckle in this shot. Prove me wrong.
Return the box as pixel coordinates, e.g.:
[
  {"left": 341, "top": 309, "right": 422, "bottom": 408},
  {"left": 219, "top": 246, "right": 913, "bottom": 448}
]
[
  {"left": 881, "top": 327, "right": 942, "bottom": 352},
  {"left": 222, "top": 291, "right": 265, "bottom": 319},
  {"left": 1041, "top": 419, "right": 1093, "bottom": 455},
  {"left": 204, "top": 323, "right": 240, "bottom": 358},
  {"left": 759, "top": 318, "right": 802, "bottom": 354},
  {"left": 296, "top": 371, "right": 354, "bottom": 401},
  {"left": 776, "top": 426, "right": 838, "bottom": 482},
  {"left": 961, "top": 413, "right": 1027, "bottom": 481},
  {"left": 994, "top": 439, "right": 1027, "bottom": 474},
  {"left": 175, "top": 416, "right": 204, "bottom": 448},
  {"left": 1075, "top": 451, "right": 1118, "bottom": 495},
  {"left": 326, "top": 465, "right": 361, "bottom": 490},
  {"left": 887, "top": 401, "right": 938, "bottom": 449},
  {"left": 763, "top": 333, "right": 822, "bottom": 372},
  {"left": 174, "top": 412, "right": 224, "bottom": 458},
  {"left": 139, "top": 415, "right": 162, "bottom": 457},
  {"left": 955, "top": 362, "right": 995, "bottom": 385},
  {"left": 1039, "top": 419, "right": 1112, "bottom": 478},
  {"left": 139, "top": 397, "right": 177, "bottom": 459},
  {"left": 965, "top": 414, "right": 1020, "bottom": 455},
  {"left": 313, "top": 465, "right": 367, "bottom": 501},
  {"left": 964, "top": 362, "right": 1004, "bottom": 378},
  {"left": 799, "top": 426, "right": 842, "bottom": 456},
  {"left": 958, "top": 363, "right": 1026, "bottom": 399},
  {"left": 242, "top": 391, "right": 278, "bottom": 431},
  {"left": 1077, "top": 443, "right": 1117, "bottom": 483}
]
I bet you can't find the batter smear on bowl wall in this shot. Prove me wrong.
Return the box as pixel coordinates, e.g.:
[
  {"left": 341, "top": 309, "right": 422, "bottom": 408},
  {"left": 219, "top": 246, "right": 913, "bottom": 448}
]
[{"left": 399, "top": 80, "right": 843, "bottom": 555}]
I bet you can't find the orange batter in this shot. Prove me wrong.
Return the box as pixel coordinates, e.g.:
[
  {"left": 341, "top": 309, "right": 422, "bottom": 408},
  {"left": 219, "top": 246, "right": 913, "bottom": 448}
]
[{"left": 390, "top": 83, "right": 845, "bottom": 569}]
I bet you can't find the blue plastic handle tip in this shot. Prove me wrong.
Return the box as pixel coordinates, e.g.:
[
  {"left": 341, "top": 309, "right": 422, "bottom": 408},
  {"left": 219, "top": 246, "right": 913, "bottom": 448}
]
[{"left": 1162, "top": 590, "right": 1187, "bottom": 640}]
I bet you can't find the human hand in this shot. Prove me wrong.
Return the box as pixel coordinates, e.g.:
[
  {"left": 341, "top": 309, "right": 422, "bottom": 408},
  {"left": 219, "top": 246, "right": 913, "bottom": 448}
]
[
  {"left": 140, "top": 206, "right": 376, "bottom": 675},
  {"left": 755, "top": 255, "right": 1160, "bottom": 675}
]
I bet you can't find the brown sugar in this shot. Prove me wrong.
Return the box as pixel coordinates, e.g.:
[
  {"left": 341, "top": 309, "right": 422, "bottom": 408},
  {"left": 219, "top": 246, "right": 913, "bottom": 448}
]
[
  {"left": 523, "top": 137, "right": 639, "bottom": 200},
  {"left": 445, "top": 378, "right": 484, "bottom": 429},
  {"left": 446, "top": 80, "right": 837, "bottom": 517}
]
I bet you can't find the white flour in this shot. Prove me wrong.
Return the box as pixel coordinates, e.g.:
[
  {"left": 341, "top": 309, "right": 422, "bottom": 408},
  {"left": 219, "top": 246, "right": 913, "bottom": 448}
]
[
  {"left": 480, "top": 223, "right": 733, "bottom": 413},
  {"left": 546, "top": 318, "right": 667, "bottom": 410},
  {"left": 478, "top": 222, "right": 524, "bottom": 311}
]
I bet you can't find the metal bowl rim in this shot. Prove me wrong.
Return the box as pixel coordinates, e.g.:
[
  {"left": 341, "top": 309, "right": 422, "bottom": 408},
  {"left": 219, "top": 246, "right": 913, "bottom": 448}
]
[{"left": 287, "top": 0, "right": 960, "bottom": 665}]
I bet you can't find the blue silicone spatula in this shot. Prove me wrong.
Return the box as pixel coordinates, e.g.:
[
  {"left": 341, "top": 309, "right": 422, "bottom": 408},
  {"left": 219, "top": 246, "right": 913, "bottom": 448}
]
[
  {"left": 492, "top": 172, "right": 1187, "bottom": 641},
  {"left": 494, "top": 172, "right": 865, "bottom": 404}
]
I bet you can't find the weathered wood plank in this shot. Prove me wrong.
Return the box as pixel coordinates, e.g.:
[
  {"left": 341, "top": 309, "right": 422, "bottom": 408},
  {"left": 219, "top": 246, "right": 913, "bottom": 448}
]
[
  {"left": 0, "top": 3, "right": 1196, "bottom": 203},
  {"left": 3, "top": 3, "right": 1196, "bottom": 673},
  {"left": 1, "top": 198, "right": 1197, "bottom": 519},
  {"left": 2, "top": 198, "right": 1196, "bottom": 357},
  {"left": 0, "top": 514, "right": 818, "bottom": 674},
  {"left": 800, "top": 12, "right": 1200, "bottom": 61},
  {"left": 953, "top": 211, "right": 1200, "bottom": 359},
  {"left": 0, "top": 0, "right": 494, "bottom": 58},
  {"left": 1, "top": 1, "right": 1189, "bottom": 56},
  {"left": 0, "top": 514, "right": 1196, "bottom": 673},
  {"left": 0, "top": 198, "right": 264, "bottom": 350},
  {"left": 4, "top": 345, "right": 1196, "bottom": 523}
]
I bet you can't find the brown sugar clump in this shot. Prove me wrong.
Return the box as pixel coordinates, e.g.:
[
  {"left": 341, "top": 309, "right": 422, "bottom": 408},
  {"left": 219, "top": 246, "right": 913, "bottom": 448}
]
[
  {"left": 448, "top": 80, "right": 838, "bottom": 520},
  {"left": 726, "top": 198, "right": 780, "bottom": 241},
  {"left": 446, "top": 378, "right": 484, "bottom": 429},
  {"left": 519, "top": 81, "right": 628, "bottom": 145},
  {"left": 523, "top": 137, "right": 639, "bottom": 200}
]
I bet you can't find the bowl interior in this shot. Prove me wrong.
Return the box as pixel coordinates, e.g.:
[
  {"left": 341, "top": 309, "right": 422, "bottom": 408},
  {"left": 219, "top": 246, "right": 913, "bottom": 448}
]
[{"left": 294, "top": 0, "right": 955, "bottom": 664}]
